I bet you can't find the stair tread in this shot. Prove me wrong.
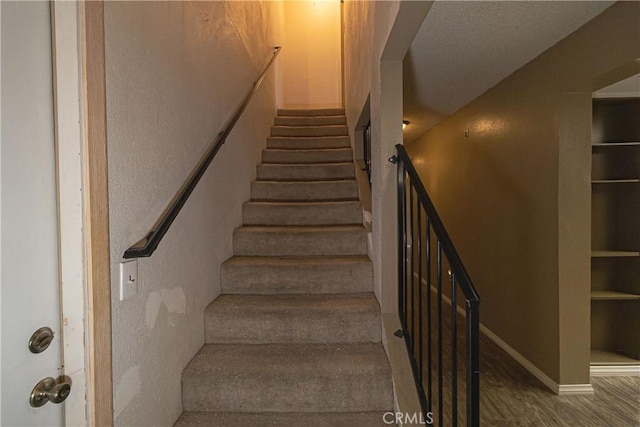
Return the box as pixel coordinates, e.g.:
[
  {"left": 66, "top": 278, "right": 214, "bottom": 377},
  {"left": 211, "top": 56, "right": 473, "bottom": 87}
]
[
  {"left": 245, "top": 200, "right": 361, "bottom": 207},
  {"left": 221, "top": 256, "right": 373, "bottom": 295},
  {"left": 236, "top": 224, "right": 366, "bottom": 232},
  {"left": 223, "top": 255, "right": 371, "bottom": 265},
  {"left": 278, "top": 108, "right": 345, "bottom": 116},
  {"left": 175, "top": 411, "right": 390, "bottom": 427},
  {"left": 243, "top": 200, "right": 362, "bottom": 226},
  {"left": 182, "top": 343, "right": 393, "bottom": 412},
  {"left": 207, "top": 293, "right": 379, "bottom": 312},
  {"left": 259, "top": 162, "right": 353, "bottom": 166},
  {"left": 268, "top": 136, "right": 349, "bottom": 140},
  {"left": 205, "top": 294, "right": 381, "bottom": 344},
  {"left": 184, "top": 342, "right": 390, "bottom": 377}
]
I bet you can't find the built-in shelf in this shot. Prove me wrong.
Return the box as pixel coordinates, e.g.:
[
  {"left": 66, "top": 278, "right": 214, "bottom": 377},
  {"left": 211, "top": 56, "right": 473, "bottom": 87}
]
[
  {"left": 592, "top": 141, "right": 640, "bottom": 147},
  {"left": 591, "top": 250, "right": 640, "bottom": 258},
  {"left": 591, "top": 179, "right": 640, "bottom": 184},
  {"left": 590, "top": 97, "right": 639, "bottom": 369},
  {"left": 591, "top": 290, "right": 640, "bottom": 300},
  {"left": 591, "top": 349, "right": 640, "bottom": 366}
]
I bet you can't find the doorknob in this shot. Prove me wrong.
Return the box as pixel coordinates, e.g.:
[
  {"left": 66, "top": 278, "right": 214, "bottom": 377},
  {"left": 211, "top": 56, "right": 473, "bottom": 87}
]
[{"left": 29, "top": 377, "right": 71, "bottom": 407}]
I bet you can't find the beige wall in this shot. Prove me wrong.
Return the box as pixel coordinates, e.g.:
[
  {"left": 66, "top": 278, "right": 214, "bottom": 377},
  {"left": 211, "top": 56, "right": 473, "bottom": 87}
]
[
  {"left": 104, "top": 2, "right": 278, "bottom": 425},
  {"left": 406, "top": 2, "right": 639, "bottom": 385},
  {"left": 277, "top": 0, "right": 342, "bottom": 109}
]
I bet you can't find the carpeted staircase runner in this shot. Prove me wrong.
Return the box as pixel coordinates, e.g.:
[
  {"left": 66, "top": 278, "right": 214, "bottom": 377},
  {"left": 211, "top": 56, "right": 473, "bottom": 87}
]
[{"left": 175, "top": 108, "right": 393, "bottom": 426}]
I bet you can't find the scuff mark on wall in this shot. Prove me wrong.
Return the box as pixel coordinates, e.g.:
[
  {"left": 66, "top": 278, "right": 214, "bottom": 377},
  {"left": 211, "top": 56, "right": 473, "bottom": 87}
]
[
  {"left": 146, "top": 287, "right": 187, "bottom": 329},
  {"left": 161, "top": 287, "right": 186, "bottom": 314},
  {"left": 146, "top": 291, "right": 162, "bottom": 329},
  {"left": 114, "top": 365, "right": 141, "bottom": 418}
]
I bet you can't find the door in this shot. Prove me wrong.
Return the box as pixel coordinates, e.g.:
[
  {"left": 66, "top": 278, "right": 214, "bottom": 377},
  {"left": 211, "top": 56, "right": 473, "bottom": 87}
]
[{"left": 1, "top": 2, "right": 66, "bottom": 425}]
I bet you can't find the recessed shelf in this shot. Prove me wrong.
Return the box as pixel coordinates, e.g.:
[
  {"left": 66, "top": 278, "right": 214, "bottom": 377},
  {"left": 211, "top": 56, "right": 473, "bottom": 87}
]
[
  {"left": 591, "top": 179, "right": 640, "bottom": 184},
  {"left": 592, "top": 141, "right": 640, "bottom": 147},
  {"left": 590, "top": 97, "right": 639, "bottom": 371},
  {"left": 592, "top": 251, "right": 640, "bottom": 258},
  {"left": 591, "top": 349, "right": 640, "bottom": 366},
  {"left": 591, "top": 290, "right": 640, "bottom": 300}
]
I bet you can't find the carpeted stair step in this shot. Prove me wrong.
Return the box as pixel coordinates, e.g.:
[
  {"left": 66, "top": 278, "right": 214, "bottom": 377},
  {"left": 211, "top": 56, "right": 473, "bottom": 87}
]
[
  {"left": 181, "top": 343, "right": 393, "bottom": 413},
  {"left": 278, "top": 108, "right": 345, "bottom": 117},
  {"left": 221, "top": 256, "right": 373, "bottom": 294},
  {"left": 233, "top": 225, "right": 367, "bottom": 257},
  {"left": 250, "top": 180, "right": 358, "bottom": 202},
  {"left": 267, "top": 136, "right": 350, "bottom": 150},
  {"left": 271, "top": 125, "right": 348, "bottom": 138},
  {"left": 204, "top": 294, "right": 381, "bottom": 344},
  {"left": 262, "top": 148, "right": 353, "bottom": 164},
  {"left": 175, "top": 411, "right": 390, "bottom": 426},
  {"left": 274, "top": 115, "right": 346, "bottom": 127},
  {"left": 243, "top": 201, "right": 362, "bottom": 225},
  {"left": 257, "top": 163, "right": 354, "bottom": 181}
]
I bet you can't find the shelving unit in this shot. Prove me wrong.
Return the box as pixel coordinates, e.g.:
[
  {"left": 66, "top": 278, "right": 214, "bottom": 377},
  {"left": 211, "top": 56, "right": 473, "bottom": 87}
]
[{"left": 590, "top": 98, "right": 640, "bottom": 368}]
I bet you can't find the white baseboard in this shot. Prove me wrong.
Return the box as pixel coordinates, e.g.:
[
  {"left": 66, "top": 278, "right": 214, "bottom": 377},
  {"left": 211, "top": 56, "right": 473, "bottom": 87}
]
[
  {"left": 590, "top": 365, "right": 640, "bottom": 377},
  {"left": 557, "top": 384, "right": 596, "bottom": 395},
  {"left": 412, "top": 273, "right": 595, "bottom": 396}
]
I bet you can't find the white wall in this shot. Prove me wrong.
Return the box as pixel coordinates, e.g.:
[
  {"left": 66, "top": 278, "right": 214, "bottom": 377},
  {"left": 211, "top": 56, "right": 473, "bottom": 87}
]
[
  {"left": 277, "top": 0, "right": 342, "bottom": 109},
  {"left": 343, "top": 0, "right": 430, "bottom": 312},
  {"left": 104, "top": 2, "right": 278, "bottom": 425}
]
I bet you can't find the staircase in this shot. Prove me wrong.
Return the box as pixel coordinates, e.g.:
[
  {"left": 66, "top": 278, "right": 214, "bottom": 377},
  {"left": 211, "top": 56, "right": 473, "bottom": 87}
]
[{"left": 175, "top": 109, "right": 393, "bottom": 426}]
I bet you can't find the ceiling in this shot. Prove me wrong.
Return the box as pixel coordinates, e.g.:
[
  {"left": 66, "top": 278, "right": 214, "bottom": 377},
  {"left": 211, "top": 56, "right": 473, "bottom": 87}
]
[{"left": 403, "top": 0, "right": 615, "bottom": 142}]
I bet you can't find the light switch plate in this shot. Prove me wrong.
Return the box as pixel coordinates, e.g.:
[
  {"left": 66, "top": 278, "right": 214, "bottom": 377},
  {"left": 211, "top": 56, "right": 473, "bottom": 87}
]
[{"left": 119, "top": 259, "right": 138, "bottom": 301}]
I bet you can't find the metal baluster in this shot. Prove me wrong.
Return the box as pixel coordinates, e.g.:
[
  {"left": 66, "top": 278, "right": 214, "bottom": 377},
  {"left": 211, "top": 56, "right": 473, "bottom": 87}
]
[
  {"left": 409, "top": 186, "right": 415, "bottom": 354},
  {"left": 451, "top": 271, "right": 458, "bottom": 426},
  {"left": 397, "top": 159, "right": 406, "bottom": 327},
  {"left": 437, "top": 240, "right": 443, "bottom": 427},
  {"left": 467, "top": 301, "right": 480, "bottom": 426},
  {"left": 426, "top": 218, "right": 432, "bottom": 412},
  {"left": 417, "top": 204, "right": 423, "bottom": 390}
]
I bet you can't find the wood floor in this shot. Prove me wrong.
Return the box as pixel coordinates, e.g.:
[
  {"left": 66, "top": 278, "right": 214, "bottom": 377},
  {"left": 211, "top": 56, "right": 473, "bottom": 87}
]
[
  {"left": 476, "top": 331, "right": 639, "bottom": 426},
  {"left": 402, "top": 286, "right": 639, "bottom": 426}
]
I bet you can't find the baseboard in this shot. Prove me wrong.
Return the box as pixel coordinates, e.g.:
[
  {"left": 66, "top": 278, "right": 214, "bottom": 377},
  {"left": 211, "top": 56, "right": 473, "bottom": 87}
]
[
  {"left": 556, "top": 384, "right": 595, "bottom": 395},
  {"left": 590, "top": 365, "right": 640, "bottom": 377},
  {"left": 412, "top": 273, "right": 594, "bottom": 396}
]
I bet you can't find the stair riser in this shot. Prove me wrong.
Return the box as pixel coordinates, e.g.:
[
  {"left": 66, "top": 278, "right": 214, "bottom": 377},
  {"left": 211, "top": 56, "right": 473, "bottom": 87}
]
[
  {"left": 205, "top": 298, "right": 381, "bottom": 344},
  {"left": 278, "top": 108, "right": 345, "bottom": 117},
  {"left": 175, "top": 412, "right": 392, "bottom": 427},
  {"left": 257, "top": 164, "right": 354, "bottom": 181},
  {"left": 183, "top": 375, "right": 392, "bottom": 413},
  {"left": 275, "top": 116, "right": 346, "bottom": 126},
  {"left": 262, "top": 148, "right": 353, "bottom": 164},
  {"left": 251, "top": 181, "right": 358, "bottom": 201},
  {"left": 267, "top": 136, "right": 350, "bottom": 150},
  {"left": 234, "top": 229, "right": 367, "bottom": 257},
  {"left": 221, "top": 258, "right": 373, "bottom": 294},
  {"left": 271, "top": 126, "right": 348, "bottom": 138},
  {"left": 243, "top": 202, "right": 362, "bottom": 226}
]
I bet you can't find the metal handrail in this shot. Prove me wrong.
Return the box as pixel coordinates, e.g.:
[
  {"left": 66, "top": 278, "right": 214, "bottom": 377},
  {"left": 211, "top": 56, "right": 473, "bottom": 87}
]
[
  {"left": 123, "top": 46, "right": 281, "bottom": 259},
  {"left": 390, "top": 144, "right": 480, "bottom": 426}
]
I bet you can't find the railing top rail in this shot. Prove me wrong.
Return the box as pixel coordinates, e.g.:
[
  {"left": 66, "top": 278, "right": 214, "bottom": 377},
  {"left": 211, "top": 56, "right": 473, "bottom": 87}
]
[
  {"left": 123, "top": 46, "right": 281, "bottom": 259},
  {"left": 394, "top": 144, "right": 480, "bottom": 304}
]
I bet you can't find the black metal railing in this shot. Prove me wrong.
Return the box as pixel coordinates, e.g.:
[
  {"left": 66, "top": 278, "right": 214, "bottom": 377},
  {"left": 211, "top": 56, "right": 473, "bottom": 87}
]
[
  {"left": 123, "top": 46, "right": 281, "bottom": 259},
  {"left": 390, "top": 144, "right": 480, "bottom": 426},
  {"left": 363, "top": 121, "right": 372, "bottom": 184}
]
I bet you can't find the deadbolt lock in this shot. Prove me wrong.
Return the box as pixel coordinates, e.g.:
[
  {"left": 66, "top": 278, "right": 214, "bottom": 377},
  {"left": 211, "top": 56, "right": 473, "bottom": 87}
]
[
  {"left": 29, "top": 377, "right": 71, "bottom": 407},
  {"left": 28, "top": 327, "right": 54, "bottom": 353}
]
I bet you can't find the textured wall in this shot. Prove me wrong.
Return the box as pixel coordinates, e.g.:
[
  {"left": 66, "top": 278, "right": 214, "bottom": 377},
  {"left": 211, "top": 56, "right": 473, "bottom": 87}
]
[
  {"left": 406, "top": 2, "right": 639, "bottom": 385},
  {"left": 104, "top": 2, "right": 278, "bottom": 425},
  {"left": 277, "top": 0, "right": 342, "bottom": 109}
]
